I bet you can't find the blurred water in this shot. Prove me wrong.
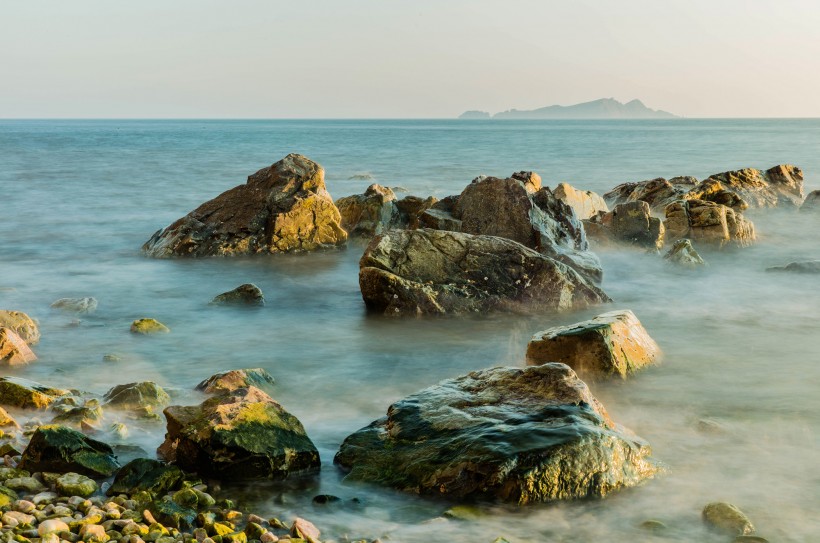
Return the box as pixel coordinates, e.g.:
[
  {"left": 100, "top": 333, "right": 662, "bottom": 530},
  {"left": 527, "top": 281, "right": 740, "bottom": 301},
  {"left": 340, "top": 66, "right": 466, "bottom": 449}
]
[{"left": 1, "top": 119, "right": 819, "bottom": 542}]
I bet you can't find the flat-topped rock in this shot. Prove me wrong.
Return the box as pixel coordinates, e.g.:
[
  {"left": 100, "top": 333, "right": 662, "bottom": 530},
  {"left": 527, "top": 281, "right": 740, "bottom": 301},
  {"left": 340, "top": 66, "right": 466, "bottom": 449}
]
[
  {"left": 335, "top": 363, "right": 658, "bottom": 503},
  {"left": 359, "top": 229, "right": 610, "bottom": 316},
  {"left": 526, "top": 309, "right": 661, "bottom": 379},
  {"left": 143, "top": 154, "right": 347, "bottom": 257}
]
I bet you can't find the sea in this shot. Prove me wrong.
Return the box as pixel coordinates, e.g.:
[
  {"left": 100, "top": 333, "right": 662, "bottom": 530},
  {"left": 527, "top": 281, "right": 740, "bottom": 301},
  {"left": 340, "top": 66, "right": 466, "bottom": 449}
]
[{"left": 2, "top": 119, "right": 819, "bottom": 542}]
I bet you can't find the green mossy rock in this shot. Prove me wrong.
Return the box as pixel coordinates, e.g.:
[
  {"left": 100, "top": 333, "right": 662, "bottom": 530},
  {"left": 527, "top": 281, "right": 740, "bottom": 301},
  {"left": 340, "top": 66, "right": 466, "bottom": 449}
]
[
  {"left": 103, "top": 382, "right": 171, "bottom": 412},
  {"left": 150, "top": 496, "right": 197, "bottom": 529},
  {"left": 335, "top": 363, "right": 658, "bottom": 504},
  {"left": 130, "top": 319, "right": 170, "bottom": 335},
  {"left": 703, "top": 502, "right": 755, "bottom": 535},
  {"left": 19, "top": 425, "right": 120, "bottom": 477},
  {"left": 107, "top": 458, "right": 184, "bottom": 497},
  {"left": 51, "top": 399, "right": 103, "bottom": 428},
  {"left": 157, "top": 386, "right": 320, "bottom": 480},
  {"left": 0, "top": 485, "right": 18, "bottom": 507},
  {"left": 195, "top": 369, "right": 276, "bottom": 395},
  {"left": 55, "top": 472, "right": 98, "bottom": 498},
  {"left": 0, "top": 377, "right": 68, "bottom": 409}
]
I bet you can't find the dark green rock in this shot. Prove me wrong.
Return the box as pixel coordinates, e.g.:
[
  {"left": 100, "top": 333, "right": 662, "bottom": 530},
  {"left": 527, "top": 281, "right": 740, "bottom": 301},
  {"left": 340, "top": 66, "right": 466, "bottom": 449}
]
[
  {"left": 210, "top": 284, "right": 264, "bottom": 306},
  {"left": 334, "top": 363, "right": 658, "bottom": 504},
  {"left": 108, "top": 458, "right": 184, "bottom": 497},
  {"left": 150, "top": 496, "right": 197, "bottom": 529},
  {"left": 158, "top": 387, "right": 319, "bottom": 480},
  {"left": 19, "top": 425, "right": 120, "bottom": 477}
]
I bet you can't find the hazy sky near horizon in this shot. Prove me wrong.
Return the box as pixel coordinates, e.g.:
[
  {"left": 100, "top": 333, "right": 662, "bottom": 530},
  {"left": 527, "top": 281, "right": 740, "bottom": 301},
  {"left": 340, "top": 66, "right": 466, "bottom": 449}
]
[{"left": 2, "top": 0, "right": 819, "bottom": 118}]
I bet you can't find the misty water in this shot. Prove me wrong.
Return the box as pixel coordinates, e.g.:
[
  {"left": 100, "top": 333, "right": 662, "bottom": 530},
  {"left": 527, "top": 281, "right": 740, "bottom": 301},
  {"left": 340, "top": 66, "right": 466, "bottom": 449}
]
[{"left": 2, "top": 119, "right": 819, "bottom": 542}]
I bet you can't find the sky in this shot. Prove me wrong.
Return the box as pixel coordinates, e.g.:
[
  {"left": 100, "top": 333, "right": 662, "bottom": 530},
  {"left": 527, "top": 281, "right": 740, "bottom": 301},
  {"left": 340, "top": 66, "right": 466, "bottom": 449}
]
[{"left": 2, "top": 0, "right": 819, "bottom": 118}]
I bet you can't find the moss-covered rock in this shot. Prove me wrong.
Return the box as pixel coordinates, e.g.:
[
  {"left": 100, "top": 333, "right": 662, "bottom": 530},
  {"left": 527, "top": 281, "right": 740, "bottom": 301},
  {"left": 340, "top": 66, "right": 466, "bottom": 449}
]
[
  {"left": 210, "top": 284, "right": 265, "bottom": 306},
  {"left": 130, "top": 319, "right": 170, "bottom": 335},
  {"left": 103, "top": 382, "right": 170, "bottom": 412},
  {"left": 0, "top": 485, "right": 19, "bottom": 507},
  {"left": 195, "top": 369, "right": 275, "bottom": 395},
  {"left": 335, "top": 363, "right": 658, "bottom": 504},
  {"left": 107, "top": 458, "right": 184, "bottom": 497},
  {"left": 55, "top": 472, "right": 98, "bottom": 497},
  {"left": 19, "top": 425, "right": 120, "bottom": 477},
  {"left": 0, "top": 406, "right": 19, "bottom": 428},
  {"left": 150, "top": 496, "right": 197, "bottom": 529},
  {"left": 702, "top": 502, "right": 755, "bottom": 535},
  {"left": 51, "top": 399, "right": 103, "bottom": 428},
  {"left": 0, "top": 311, "right": 40, "bottom": 345},
  {"left": 158, "top": 387, "right": 320, "bottom": 480},
  {"left": 0, "top": 377, "right": 68, "bottom": 409}
]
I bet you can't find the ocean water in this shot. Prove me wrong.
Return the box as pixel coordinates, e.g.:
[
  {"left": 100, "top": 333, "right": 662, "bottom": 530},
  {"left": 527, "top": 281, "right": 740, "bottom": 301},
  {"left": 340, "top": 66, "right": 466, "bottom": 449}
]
[{"left": 2, "top": 119, "right": 820, "bottom": 542}]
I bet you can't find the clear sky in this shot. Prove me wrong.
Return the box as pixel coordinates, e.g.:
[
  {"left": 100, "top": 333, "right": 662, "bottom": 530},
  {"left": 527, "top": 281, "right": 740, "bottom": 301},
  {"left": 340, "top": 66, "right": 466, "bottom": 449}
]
[{"left": 2, "top": 0, "right": 819, "bottom": 118}]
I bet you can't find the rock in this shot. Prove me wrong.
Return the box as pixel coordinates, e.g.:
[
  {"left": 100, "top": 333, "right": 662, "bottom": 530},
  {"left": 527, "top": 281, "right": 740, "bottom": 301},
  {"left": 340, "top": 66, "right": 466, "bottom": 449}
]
[
  {"left": 766, "top": 260, "right": 820, "bottom": 273},
  {"left": 336, "top": 184, "right": 402, "bottom": 237},
  {"left": 639, "top": 519, "right": 667, "bottom": 532},
  {"left": 334, "top": 363, "right": 658, "bottom": 503},
  {"left": 663, "top": 238, "right": 706, "bottom": 268},
  {"left": 210, "top": 284, "right": 264, "bottom": 306},
  {"left": 0, "top": 311, "right": 40, "bottom": 345},
  {"left": 80, "top": 524, "right": 109, "bottom": 542},
  {"left": 0, "top": 377, "right": 68, "bottom": 409},
  {"left": 526, "top": 310, "right": 661, "bottom": 379},
  {"left": 5, "top": 477, "right": 46, "bottom": 493},
  {"left": 38, "top": 519, "right": 70, "bottom": 536},
  {"left": 142, "top": 154, "right": 347, "bottom": 257},
  {"left": 359, "top": 229, "right": 610, "bottom": 316},
  {"left": 0, "top": 486, "right": 17, "bottom": 508},
  {"left": 418, "top": 207, "right": 463, "bottom": 231},
  {"left": 610, "top": 201, "right": 665, "bottom": 250},
  {"left": 0, "top": 406, "right": 20, "bottom": 428},
  {"left": 130, "top": 319, "right": 170, "bottom": 335},
  {"left": 554, "top": 182, "right": 609, "bottom": 219},
  {"left": 195, "top": 369, "right": 276, "bottom": 395},
  {"left": 604, "top": 176, "right": 699, "bottom": 212},
  {"left": 55, "top": 473, "right": 98, "bottom": 498},
  {"left": 695, "top": 165, "right": 803, "bottom": 210},
  {"left": 0, "top": 327, "right": 37, "bottom": 366},
  {"left": 150, "top": 496, "right": 196, "bottom": 529},
  {"left": 103, "top": 382, "right": 171, "bottom": 412},
  {"left": 50, "top": 298, "right": 98, "bottom": 314},
  {"left": 702, "top": 502, "right": 755, "bottom": 535},
  {"left": 395, "top": 195, "right": 437, "bottom": 230},
  {"left": 800, "top": 189, "right": 820, "bottom": 211},
  {"left": 290, "top": 518, "right": 320, "bottom": 542},
  {"left": 732, "top": 537, "right": 770, "bottom": 543},
  {"left": 107, "top": 458, "right": 184, "bottom": 497},
  {"left": 664, "top": 199, "right": 755, "bottom": 247},
  {"left": 157, "top": 386, "right": 320, "bottom": 480},
  {"left": 19, "top": 425, "right": 120, "bottom": 477},
  {"left": 52, "top": 398, "right": 104, "bottom": 428},
  {"left": 452, "top": 174, "right": 603, "bottom": 283}
]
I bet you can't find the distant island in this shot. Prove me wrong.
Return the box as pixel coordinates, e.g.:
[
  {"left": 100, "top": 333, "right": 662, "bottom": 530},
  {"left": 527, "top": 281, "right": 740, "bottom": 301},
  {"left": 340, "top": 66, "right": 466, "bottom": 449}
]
[{"left": 458, "top": 98, "right": 678, "bottom": 119}]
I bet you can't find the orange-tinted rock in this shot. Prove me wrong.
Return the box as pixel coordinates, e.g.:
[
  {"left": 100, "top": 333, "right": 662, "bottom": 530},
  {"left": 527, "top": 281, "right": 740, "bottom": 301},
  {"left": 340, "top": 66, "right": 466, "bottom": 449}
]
[{"left": 0, "top": 328, "right": 37, "bottom": 366}]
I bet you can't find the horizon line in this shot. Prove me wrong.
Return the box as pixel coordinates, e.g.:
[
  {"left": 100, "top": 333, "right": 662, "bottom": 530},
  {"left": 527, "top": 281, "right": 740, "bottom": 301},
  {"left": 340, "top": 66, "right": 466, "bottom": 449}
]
[{"left": 2, "top": 116, "right": 820, "bottom": 121}]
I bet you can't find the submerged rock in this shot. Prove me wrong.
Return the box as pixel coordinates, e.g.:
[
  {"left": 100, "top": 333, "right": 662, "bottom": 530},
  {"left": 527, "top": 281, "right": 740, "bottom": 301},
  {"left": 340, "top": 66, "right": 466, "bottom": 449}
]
[
  {"left": 130, "top": 318, "right": 170, "bottom": 334},
  {"left": 0, "top": 310, "right": 40, "bottom": 345},
  {"left": 336, "top": 184, "right": 402, "bottom": 237},
  {"left": 0, "top": 377, "right": 68, "bottom": 409},
  {"left": 50, "top": 297, "right": 98, "bottom": 314},
  {"left": 526, "top": 309, "right": 661, "bottom": 379},
  {"left": 19, "top": 424, "right": 120, "bottom": 477},
  {"left": 210, "top": 284, "right": 265, "bottom": 306},
  {"left": 610, "top": 201, "right": 665, "bottom": 250},
  {"left": 157, "top": 386, "right": 320, "bottom": 480},
  {"left": 800, "top": 189, "right": 820, "bottom": 211},
  {"left": 702, "top": 502, "right": 755, "bottom": 535},
  {"left": 103, "top": 382, "right": 171, "bottom": 412},
  {"left": 359, "top": 229, "right": 610, "bottom": 316},
  {"left": 604, "top": 176, "right": 699, "bottom": 212},
  {"left": 665, "top": 199, "right": 755, "bottom": 247},
  {"left": 335, "top": 363, "right": 658, "bottom": 503},
  {"left": 107, "top": 458, "right": 184, "bottom": 497},
  {"left": 766, "top": 260, "right": 820, "bottom": 273},
  {"left": 196, "top": 368, "right": 276, "bottom": 395},
  {"left": 0, "top": 327, "right": 37, "bottom": 366},
  {"left": 664, "top": 238, "right": 706, "bottom": 268},
  {"left": 142, "top": 154, "right": 347, "bottom": 257},
  {"left": 51, "top": 398, "right": 104, "bottom": 428},
  {"left": 553, "top": 182, "right": 609, "bottom": 219}
]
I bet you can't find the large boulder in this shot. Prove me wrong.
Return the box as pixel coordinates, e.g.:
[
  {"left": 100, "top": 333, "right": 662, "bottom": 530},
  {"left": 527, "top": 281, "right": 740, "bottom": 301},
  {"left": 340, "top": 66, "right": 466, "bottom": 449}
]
[
  {"left": 336, "top": 184, "right": 402, "bottom": 237},
  {"left": 196, "top": 368, "right": 276, "bottom": 395},
  {"left": 665, "top": 199, "right": 755, "bottom": 247},
  {"left": 604, "top": 176, "right": 698, "bottom": 212},
  {"left": 359, "top": 229, "right": 610, "bottom": 316},
  {"left": 610, "top": 201, "right": 665, "bottom": 250},
  {"left": 0, "top": 377, "right": 68, "bottom": 409},
  {"left": 553, "top": 182, "right": 609, "bottom": 219},
  {"left": 0, "top": 311, "right": 39, "bottom": 345},
  {"left": 526, "top": 310, "right": 661, "bottom": 379},
  {"left": 19, "top": 425, "right": 120, "bottom": 477},
  {"left": 143, "top": 154, "right": 347, "bottom": 257},
  {"left": 334, "top": 363, "right": 658, "bottom": 504},
  {"left": 157, "top": 386, "right": 320, "bottom": 480},
  {"left": 0, "top": 328, "right": 37, "bottom": 366},
  {"left": 690, "top": 165, "right": 803, "bottom": 210}
]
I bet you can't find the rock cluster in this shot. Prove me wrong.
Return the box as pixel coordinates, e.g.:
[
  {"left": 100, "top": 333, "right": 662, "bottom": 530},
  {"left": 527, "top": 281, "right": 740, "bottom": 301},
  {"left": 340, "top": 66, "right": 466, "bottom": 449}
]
[{"left": 664, "top": 199, "right": 755, "bottom": 247}]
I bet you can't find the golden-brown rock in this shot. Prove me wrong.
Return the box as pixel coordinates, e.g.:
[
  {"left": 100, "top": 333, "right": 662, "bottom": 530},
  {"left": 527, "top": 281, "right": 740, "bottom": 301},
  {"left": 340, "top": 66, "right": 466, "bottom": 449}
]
[
  {"left": 0, "top": 327, "right": 37, "bottom": 366},
  {"left": 526, "top": 309, "right": 661, "bottom": 379},
  {"left": 336, "top": 184, "right": 401, "bottom": 237},
  {"left": 604, "top": 176, "right": 698, "bottom": 212},
  {"left": 143, "top": 154, "right": 347, "bottom": 257},
  {"left": 665, "top": 199, "right": 755, "bottom": 247},
  {"left": 0, "top": 310, "right": 40, "bottom": 345},
  {"left": 554, "top": 182, "right": 609, "bottom": 219}
]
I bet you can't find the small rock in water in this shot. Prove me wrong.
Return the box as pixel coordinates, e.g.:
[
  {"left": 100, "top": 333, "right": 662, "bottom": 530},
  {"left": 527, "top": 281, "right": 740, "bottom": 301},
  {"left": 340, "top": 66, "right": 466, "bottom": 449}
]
[
  {"left": 664, "top": 238, "right": 706, "bottom": 268},
  {"left": 311, "top": 494, "right": 341, "bottom": 505},
  {"left": 639, "top": 519, "right": 667, "bottom": 532},
  {"left": 210, "top": 284, "right": 265, "bottom": 306},
  {"left": 51, "top": 297, "right": 98, "bottom": 314},
  {"left": 765, "top": 260, "right": 820, "bottom": 273},
  {"left": 130, "top": 318, "right": 170, "bottom": 334},
  {"left": 702, "top": 502, "right": 755, "bottom": 535},
  {"left": 102, "top": 354, "right": 122, "bottom": 362},
  {"left": 733, "top": 536, "right": 770, "bottom": 543}
]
